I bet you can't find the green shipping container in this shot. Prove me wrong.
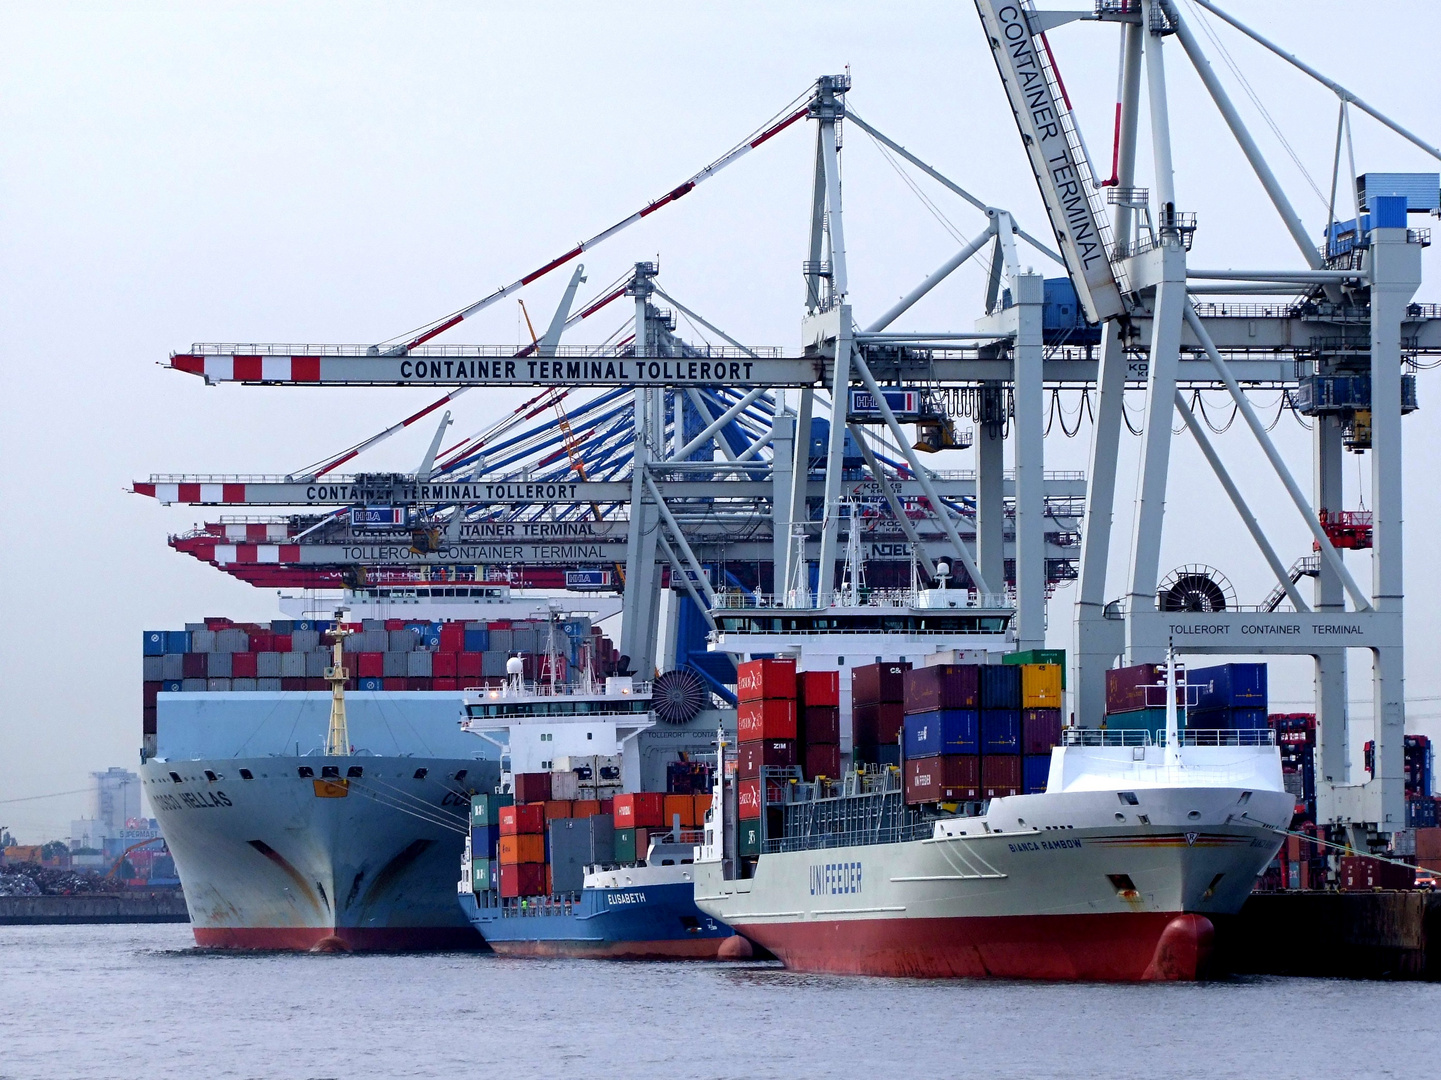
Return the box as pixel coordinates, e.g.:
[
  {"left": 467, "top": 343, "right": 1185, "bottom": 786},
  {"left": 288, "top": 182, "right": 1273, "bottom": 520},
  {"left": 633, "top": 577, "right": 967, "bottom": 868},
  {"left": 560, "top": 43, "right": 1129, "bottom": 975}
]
[
  {"left": 471, "top": 857, "right": 492, "bottom": 892},
  {"left": 737, "top": 820, "right": 762, "bottom": 858},
  {"left": 1101, "top": 707, "right": 1178, "bottom": 734},
  {"left": 1003, "top": 649, "right": 1067, "bottom": 687},
  {"left": 613, "top": 827, "right": 637, "bottom": 864},
  {"left": 470, "top": 792, "right": 514, "bottom": 828}
]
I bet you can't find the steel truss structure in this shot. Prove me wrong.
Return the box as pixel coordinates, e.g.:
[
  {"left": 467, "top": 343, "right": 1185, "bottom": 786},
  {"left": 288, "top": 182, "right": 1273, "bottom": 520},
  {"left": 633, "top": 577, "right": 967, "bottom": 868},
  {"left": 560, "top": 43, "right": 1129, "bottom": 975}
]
[{"left": 136, "top": 1, "right": 1441, "bottom": 838}]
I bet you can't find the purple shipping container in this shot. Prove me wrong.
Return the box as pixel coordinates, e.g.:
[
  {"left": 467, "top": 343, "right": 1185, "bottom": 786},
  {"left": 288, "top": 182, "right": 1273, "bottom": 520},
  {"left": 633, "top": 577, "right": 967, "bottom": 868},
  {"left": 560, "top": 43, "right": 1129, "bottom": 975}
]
[
  {"left": 1022, "top": 708, "right": 1063, "bottom": 754},
  {"left": 904, "top": 755, "right": 980, "bottom": 804},
  {"left": 852, "top": 662, "right": 911, "bottom": 706},
  {"left": 980, "top": 709, "right": 1021, "bottom": 754},
  {"left": 182, "top": 652, "right": 208, "bottom": 679},
  {"left": 903, "top": 664, "right": 979, "bottom": 713},
  {"left": 981, "top": 754, "right": 1022, "bottom": 797},
  {"left": 801, "top": 706, "right": 841, "bottom": 745},
  {"left": 853, "top": 701, "right": 904, "bottom": 746},
  {"left": 1105, "top": 663, "right": 1180, "bottom": 714}
]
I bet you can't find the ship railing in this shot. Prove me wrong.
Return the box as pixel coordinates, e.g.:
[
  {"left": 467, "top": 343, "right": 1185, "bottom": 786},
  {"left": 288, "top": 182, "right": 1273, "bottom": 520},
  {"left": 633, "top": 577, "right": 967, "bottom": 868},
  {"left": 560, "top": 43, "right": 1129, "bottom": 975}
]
[
  {"left": 1161, "top": 728, "right": 1277, "bottom": 747},
  {"left": 762, "top": 818, "right": 932, "bottom": 854},
  {"left": 1062, "top": 728, "right": 1154, "bottom": 746}
]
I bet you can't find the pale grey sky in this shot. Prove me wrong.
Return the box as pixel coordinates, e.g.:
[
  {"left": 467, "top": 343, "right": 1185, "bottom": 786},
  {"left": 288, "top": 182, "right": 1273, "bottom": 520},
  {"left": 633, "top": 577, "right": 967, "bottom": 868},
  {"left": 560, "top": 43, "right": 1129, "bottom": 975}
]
[{"left": 3, "top": 2, "right": 1439, "bottom": 839}]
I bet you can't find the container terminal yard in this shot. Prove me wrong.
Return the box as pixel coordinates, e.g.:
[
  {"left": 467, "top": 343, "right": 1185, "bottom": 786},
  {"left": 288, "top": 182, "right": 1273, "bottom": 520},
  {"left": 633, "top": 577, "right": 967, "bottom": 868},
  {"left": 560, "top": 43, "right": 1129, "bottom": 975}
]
[{"left": 119, "top": 0, "right": 1441, "bottom": 976}]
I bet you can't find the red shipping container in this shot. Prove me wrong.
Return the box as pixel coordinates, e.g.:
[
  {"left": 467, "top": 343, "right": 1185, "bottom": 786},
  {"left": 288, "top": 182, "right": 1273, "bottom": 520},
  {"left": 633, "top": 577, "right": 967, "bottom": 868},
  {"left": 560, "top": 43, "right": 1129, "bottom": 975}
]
[
  {"left": 439, "top": 623, "right": 465, "bottom": 653},
  {"left": 182, "top": 652, "right": 208, "bottom": 679},
  {"left": 1022, "top": 708, "right": 1064, "bottom": 754},
  {"left": 1339, "top": 855, "right": 1414, "bottom": 891},
  {"left": 499, "top": 862, "right": 546, "bottom": 898},
  {"left": 903, "top": 665, "right": 979, "bottom": 713},
  {"left": 512, "top": 772, "right": 552, "bottom": 804},
  {"left": 801, "top": 706, "right": 841, "bottom": 745},
  {"left": 737, "top": 698, "right": 797, "bottom": 741},
  {"left": 981, "top": 755, "right": 1022, "bottom": 798},
  {"left": 737, "top": 658, "right": 797, "bottom": 702},
  {"left": 572, "top": 799, "right": 601, "bottom": 819},
  {"left": 904, "top": 755, "right": 980, "bottom": 804},
  {"left": 142, "top": 681, "right": 160, "bottom": 708},
  {"left": 600, "top": 797, "right": 615, "bottom": 818},
  {"left": 458, "top": 652, "right": 483, "bottom": 677},
  {"left": 853, "top": 702, "right": 904, "bottom": 746},
  {"left": 433, "top": 678, "right": 458, "bottom": 691},
  {"left": 358, "top": 653, "right": 384, "bottom": 678},
  {"left": 614, "top": 792, "right": 665, "bottom": 828},
  {"left": 231, "top": 652, "right": 258, "bottom": 679},
  {"left": 634, "top": 828, "right": 649, "bottom": 864},
  {"left": 499, "top": 803, "right": 546, "bottom": 836},
  {"left": 544, "top": 799, "right": 573, "bottom": 821},
  {"left": 737, "top": 739, "right": 797, "bottom": 779},
  {"left": 737, "top": 778, "right": 762, "bottom": 819},
  {"left": 381, "top": 677, "right": 406, "bottom": 691},
  {"left": 273, "top": 634, "right": 292, "bottom": 653},
  {"left": 432, "top": 651, "right": 457, "bottom": 677},
  {"left": 408, "top": 677, "right": 432, "bottom": 691},
  {"left": 1105, "top": 664, "right": 1178, "bottom": 714},
  {"left": 851, "top": 662, "right": 911, "bottom": 706},
  {"left": 281, "top": 677, "right": 306, "bottom": 691},
  {"left": 385, "top": 619, "right": 406, "bottom": 631},
  {"left": 142, "top": 705, "right": 157, "bottom": 735},
  {"left": 798, "top": 670, "right": 840, "bottom": 708},
  {"left": 804, "top": 743, "right": 842, "bottom": 780},
  {"left": 250, "top": 633, "right": 274, "bottom": 653}
]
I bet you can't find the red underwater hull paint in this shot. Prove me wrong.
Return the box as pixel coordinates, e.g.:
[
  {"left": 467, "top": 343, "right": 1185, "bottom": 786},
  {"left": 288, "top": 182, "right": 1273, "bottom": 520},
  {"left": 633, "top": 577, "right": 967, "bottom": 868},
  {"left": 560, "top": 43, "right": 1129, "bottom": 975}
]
[
  {"left": 733, "top": 912, "right": 1214, "bottom": 981},
  {"left": 485, "top": 937, "right": 727, "bottom": 960},
  {"left": 191, "top": 924, "right": 485, "bottom": 952}
]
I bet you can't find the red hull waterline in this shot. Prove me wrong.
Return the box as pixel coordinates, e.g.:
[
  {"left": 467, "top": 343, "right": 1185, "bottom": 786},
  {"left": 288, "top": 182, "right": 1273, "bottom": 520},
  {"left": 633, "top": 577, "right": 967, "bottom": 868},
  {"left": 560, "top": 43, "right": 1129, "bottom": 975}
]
[
  {"left": 192, "top": 925, "right": 485, "bottom": 952},
  {"left": 734, "top": 912, "right": 1214, "bottom": 981},
  {"left": 486, "top": 937, "right": 728, "bottom": 960}
]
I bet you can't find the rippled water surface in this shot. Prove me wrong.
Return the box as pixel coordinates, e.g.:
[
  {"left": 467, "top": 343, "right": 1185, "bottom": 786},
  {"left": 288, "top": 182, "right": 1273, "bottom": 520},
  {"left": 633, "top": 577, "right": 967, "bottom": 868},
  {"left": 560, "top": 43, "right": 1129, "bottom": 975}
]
[{"left": 2, "top": 923, "right": 1438, "bottom": 1079}]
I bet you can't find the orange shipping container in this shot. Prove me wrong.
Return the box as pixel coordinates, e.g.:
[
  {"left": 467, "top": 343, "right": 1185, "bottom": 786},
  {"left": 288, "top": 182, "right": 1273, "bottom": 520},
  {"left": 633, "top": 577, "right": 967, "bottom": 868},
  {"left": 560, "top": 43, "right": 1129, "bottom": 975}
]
[
  {"left": 543, "top": 800, "right": 573, "bottom": 821},
  {"left": 663, "top": 794, "right": 695, "bottom": 829},
  {"left": 693, "top": 793, "right": 713, "bottom": 823},
  {"left": 499, "top": 803, "right": 546, "bottom": 836},
  {"left": 1020, "top": 663, "right": 1063, "bottom": 709},
  {"left": 498, "top": 833, "right": 545, "bottom": 865},
  {"left": 572, "top": 799, "right": 601, "bottom": 819}
]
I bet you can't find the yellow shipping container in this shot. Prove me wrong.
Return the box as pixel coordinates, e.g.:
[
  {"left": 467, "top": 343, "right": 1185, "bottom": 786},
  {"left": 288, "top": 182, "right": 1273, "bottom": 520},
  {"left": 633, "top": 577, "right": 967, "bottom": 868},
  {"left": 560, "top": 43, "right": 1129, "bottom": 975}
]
[
  {"left": 497, "top": 833, "right": 545, "bottom": 865},
  {"left": 1021, "top": 663, "right": 1063, "bottom": 708}
]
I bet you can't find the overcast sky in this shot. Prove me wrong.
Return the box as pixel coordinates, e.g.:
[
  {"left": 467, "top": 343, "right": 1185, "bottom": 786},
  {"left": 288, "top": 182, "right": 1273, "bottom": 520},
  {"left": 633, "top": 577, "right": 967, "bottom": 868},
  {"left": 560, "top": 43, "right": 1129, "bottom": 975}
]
[{"left": 2, "top": 2, "right": 1439, "bottom": 840}]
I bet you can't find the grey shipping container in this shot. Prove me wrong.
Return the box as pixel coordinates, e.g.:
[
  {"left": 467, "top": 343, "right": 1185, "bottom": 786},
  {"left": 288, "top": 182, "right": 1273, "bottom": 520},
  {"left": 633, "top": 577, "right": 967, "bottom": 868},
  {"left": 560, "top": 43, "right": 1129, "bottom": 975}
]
[
  {"left": 207, "top": 678, "right": 232, "bottom": 692},
  {"left": 548, "top": 816, "right": 615, "bottom": 893},
  {"left": 216, "top": 629, "right": 249, "bottom": 653},
  {"left": 257, "top": 652, "right": 282, "bottom": 678},
  {"left": 482, "top": 651, "right": 510, "bottom": 677},
  {"left": 190, "top": 629, "right": 217, "bottom": 653},
  {"left": 280, "top": 651, "right": 306, "bottom": 678},
  {"left": 489, "top": 629, "right": 513, "bottom": 653},
  {"left": 406, "top": 651, "right": 432, "bottom": 677},
  {"left": 231, "top": 678, "right": 257, "bottom": 692},
  {"left": 181, "top": 678, "right": 206, "bottom": 692},
  {"left": 292, "top": 629, "right": 319, "bottom": 652},
  {"left": 306, "top": 651, "right": 330, "bottom": 677},
  {"left": 143, "top": 656, "right": 164, "bottom": 681},
  {"left": 388, "top": 630, "right": 415, "bottom": 653},
  {"left": 185, "top": 622, "right": 206, "bottom": 633},
  {"left": 256, "top": 678, "right": 282, "bottom": 691},
  {"left": 383, "top": 651, "right": 407, "bottom": 677},
  {"left": 161, "top": 654, "right": 184, "bottom": 680},
  {"left": 511, "top": 628, "right": 536, "bottom": 654},
  {"left": 550, "top": 771, "right": 582, "bottom": 801},
  {"left": 208, "top": 652, "right": 233, "bottom": 678},
  {"left": 362, "top": 619, "right": 386, "bottom": 632}
]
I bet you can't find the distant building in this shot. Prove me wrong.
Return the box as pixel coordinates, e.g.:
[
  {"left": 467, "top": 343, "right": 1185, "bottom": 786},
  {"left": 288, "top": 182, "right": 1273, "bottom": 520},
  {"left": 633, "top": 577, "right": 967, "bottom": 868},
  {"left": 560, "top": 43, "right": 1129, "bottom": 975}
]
[{"left": 93, "top": 767, "right": 141, "bottom": 836}]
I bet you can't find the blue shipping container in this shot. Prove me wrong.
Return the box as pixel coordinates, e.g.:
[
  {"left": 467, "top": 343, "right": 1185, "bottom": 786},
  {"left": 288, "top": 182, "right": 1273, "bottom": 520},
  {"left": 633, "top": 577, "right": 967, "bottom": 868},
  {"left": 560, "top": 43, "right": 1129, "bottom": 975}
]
[
  {"left": 470, "top": 825, "right": 501, "bottom": 859},
  {"left": 464, "top": 628, "right": 490, "bottom": 653},
  {"left": 1023, "top": 754, "right": 1050, "bottom": 794},
  {"left": 1188, "top": 663, "right": 1267, "bottom": 711},
  {"left": 1190, "top": 706, "right": 1269, "bottom": 731},
  {"left": 359, "top": 677, "right": 383, "bottom": 691},
  {"left": 981, "top": 709, "right": 1021, "bottom": 753},
  {"left": 162, "top": 680, "right": 183, "bottom": 693},
  {"left": 165, "top": 630, "right": 191, "bottom": 655},
  {"left": 903, "top": 710, "right": 979, "bottom": 758},
  {"left": 978, "top": 665, "right": 1021, "bottom": 710},
  {"left": 143, "top": 631, "right": 166, "bottom": 656},
  {"left": 294, "top": 620, "right": 314, "bottom": 632}
]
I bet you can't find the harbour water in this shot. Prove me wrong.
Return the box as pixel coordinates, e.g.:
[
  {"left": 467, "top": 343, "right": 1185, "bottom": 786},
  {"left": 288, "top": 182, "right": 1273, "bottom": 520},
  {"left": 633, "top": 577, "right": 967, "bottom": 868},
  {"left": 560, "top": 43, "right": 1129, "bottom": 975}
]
[{"left": 3, "top": 924, "right": 1438, "bottom": 1079}]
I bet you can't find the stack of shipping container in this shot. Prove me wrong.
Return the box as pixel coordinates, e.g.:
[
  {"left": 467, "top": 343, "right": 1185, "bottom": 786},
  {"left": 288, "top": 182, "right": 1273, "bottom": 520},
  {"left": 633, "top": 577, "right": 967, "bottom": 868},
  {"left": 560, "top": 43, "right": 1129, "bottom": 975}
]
[
  {"left": 479, "top": 763, "right": 710, "bottom": 900},
  {"left": 851, "top": 661, "right": 909, "bottom": 766},
  {"left": 899, "top": 658, "right": 1064, "bottom": 806},
  {"left": 1102, "top": 661, "right": 1268, "bottom": 734},
  {"left": 142, "top": 615, "right": 605, "bottom": 743},
  {"left": 735, "top": 658, "right": 797, "bottom": 860},
  {"left": 797, "top": 670, "right": 841, "bottom": 780}
]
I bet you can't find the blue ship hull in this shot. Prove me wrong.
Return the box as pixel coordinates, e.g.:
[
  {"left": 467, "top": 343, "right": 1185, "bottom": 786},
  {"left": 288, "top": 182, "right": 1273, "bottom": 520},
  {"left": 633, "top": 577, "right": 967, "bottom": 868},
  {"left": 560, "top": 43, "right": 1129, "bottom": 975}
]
[{"left": 459, "top": 881, "right": 733, "bottom": 959}]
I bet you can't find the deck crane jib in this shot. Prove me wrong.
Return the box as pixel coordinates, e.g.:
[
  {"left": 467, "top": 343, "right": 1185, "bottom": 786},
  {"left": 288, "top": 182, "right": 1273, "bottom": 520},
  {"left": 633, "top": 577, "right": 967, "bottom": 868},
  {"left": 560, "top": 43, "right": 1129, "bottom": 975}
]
[{"left": 973, "top": 0, "right": 1127, "bottom": 322}]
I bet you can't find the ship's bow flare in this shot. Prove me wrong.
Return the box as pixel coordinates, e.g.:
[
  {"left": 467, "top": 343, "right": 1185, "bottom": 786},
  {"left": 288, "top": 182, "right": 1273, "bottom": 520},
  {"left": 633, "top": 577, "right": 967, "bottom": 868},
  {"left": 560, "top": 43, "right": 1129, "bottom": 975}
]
[{"left": 1142, "top": 913, "right": 1215, "bottom": 982}]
